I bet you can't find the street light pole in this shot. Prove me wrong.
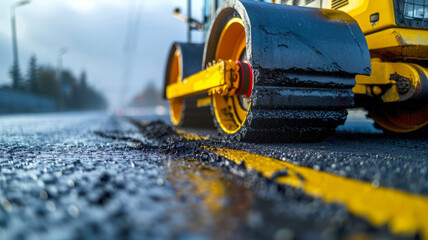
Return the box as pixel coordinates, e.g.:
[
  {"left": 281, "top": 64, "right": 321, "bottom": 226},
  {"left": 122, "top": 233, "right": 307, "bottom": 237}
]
[
  {"left": 11, "top": 9, "right": 19, "bottom": 68},
  {"left": 187, "top": 0, "right": 191, "bottom": 43},
  {"left": 10, "top": 0, "right": 30, "bottom": 89}
]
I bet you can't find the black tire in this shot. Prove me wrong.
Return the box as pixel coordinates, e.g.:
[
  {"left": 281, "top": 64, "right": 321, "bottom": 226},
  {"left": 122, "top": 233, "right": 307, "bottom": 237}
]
[
  {"left": 164, "top": 42, "right": 214, "bottom": 129},
  {"left": 203, "top": 0, "right": 369, "bottom": 142}
]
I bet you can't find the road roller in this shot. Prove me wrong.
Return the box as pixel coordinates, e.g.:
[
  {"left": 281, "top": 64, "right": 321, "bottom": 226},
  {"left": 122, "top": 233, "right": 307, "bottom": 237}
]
[{"left": 164, "top": 0, "right": 428, "bottom": 142}]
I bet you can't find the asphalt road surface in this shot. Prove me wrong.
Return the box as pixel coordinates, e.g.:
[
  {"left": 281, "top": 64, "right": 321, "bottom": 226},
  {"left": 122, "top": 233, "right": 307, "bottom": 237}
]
[{"left": 0, "top": 111, "right": 427, "bottom": 240}]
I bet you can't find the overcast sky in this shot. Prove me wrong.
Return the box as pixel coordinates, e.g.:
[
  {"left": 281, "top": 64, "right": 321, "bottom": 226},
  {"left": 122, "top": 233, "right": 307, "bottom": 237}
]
[{"left": 0, "top": 0, "right": 204, "bottom": 108}]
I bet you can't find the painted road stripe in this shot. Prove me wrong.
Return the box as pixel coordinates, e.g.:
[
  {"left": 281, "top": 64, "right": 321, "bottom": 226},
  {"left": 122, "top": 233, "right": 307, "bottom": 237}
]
[
  {"left": 175, "top": 129, "right": 210, "bottom": 140},
  {"left": 202, "top": 146, "right": 428, "bottom": 239},
  {"left": 176, "top": 129, "right": 428, "bottom": 238}
]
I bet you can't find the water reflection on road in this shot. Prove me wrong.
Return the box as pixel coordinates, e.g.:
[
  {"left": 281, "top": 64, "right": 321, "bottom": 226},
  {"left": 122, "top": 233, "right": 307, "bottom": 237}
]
[{"left": 167, "top": 159, "right": 252, "bottom": 239}]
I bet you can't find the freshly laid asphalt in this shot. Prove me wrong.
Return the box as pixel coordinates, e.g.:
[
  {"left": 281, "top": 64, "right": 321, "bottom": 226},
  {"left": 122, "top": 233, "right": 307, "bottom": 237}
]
[{"left": 0, "top": 111, "right": 426, "bottom": 240}]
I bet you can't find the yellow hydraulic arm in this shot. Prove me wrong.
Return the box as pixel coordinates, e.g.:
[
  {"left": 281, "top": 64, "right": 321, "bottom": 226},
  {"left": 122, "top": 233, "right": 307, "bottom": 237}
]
[{"left": 166, "top": 60, "right": 253, "bottom": 100}]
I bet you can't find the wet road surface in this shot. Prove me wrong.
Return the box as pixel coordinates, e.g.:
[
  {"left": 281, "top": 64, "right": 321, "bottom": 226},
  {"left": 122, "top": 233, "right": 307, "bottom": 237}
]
[{"left": 0, "top": 111, "right": 427, "bottom": 240}]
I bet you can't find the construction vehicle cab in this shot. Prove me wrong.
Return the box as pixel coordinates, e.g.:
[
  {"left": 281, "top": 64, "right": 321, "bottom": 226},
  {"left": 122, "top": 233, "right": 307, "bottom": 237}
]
[{"left": 164, "top": 0, "right": 428, "bottom": 142}]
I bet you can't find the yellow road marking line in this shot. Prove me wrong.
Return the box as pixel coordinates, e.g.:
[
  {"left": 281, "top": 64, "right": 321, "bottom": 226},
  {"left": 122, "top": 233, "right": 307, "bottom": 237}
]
[
  {"left": 205, "top": 146, "right": 428, "bottom": 239},
  {"left": 175, "top": 129, "right": 210, "bottom": 141}
]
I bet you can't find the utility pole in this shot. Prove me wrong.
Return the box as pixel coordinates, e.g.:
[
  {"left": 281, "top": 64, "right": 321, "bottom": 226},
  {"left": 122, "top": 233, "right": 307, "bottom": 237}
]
[
  {"left": 173, "top": 0, "right": 203, "bottom": 43},
  {"left": 10, "top": 0, "right": 30, "bottom": 89},
  {"left": 57, "top": 47, "right": 68, "bottom": 110}
]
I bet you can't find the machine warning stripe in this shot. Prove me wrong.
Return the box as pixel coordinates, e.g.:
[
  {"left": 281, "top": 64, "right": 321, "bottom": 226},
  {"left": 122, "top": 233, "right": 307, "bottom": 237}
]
[
  {"left": 202, "top": 146, "right": 428, "bottom": 239},
  {"left": 332, "top": 0, "right": 348, "bottom": 9}
]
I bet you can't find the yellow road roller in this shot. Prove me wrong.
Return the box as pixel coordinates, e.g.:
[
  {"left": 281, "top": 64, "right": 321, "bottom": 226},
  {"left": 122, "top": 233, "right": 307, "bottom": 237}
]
[{"left": 164, "top": 0, "right": 428, "bottom": 142}]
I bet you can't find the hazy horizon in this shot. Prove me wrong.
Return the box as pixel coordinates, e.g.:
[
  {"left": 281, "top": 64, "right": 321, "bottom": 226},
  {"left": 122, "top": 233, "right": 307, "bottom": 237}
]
[{"left": 0, "top": 0, "right": 204, "bottom": 109}]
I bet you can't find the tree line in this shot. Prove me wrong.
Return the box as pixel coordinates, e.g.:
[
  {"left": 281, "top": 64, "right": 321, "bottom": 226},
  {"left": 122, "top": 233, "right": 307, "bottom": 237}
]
[
  {"left": 129, "top": 82, "right": 167, "bottom": 107},
  {"left": 7, "top": 55, "right": 107, "bottom": 110}
]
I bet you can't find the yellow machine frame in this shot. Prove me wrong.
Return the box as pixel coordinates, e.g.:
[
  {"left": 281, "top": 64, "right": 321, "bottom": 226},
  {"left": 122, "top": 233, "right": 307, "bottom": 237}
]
[{"left": 272, "top": 0, "right": 428, "bottom": 104}]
